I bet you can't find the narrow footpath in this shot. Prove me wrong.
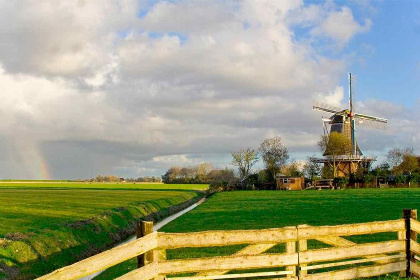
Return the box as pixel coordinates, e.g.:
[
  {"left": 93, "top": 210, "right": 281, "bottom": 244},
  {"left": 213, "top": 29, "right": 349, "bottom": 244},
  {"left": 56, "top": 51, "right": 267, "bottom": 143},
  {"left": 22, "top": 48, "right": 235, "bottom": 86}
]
[{"left": 79, "top": 197, "right": 207, "bottom": 280}]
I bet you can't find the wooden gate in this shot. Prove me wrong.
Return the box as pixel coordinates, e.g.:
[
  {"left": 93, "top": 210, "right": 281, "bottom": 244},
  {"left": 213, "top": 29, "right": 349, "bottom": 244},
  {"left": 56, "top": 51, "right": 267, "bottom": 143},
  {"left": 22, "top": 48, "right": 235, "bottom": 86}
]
[{"left": 38, "top": 209, "right": 420, "bottom": 280}]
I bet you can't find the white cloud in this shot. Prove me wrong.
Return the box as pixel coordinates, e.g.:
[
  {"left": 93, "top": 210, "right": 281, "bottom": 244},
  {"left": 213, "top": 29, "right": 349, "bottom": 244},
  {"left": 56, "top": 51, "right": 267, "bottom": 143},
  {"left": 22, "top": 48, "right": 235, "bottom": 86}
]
[
  {"left": 0, "top": 1, "right": 139, "bottom": 76},
  {"left": 312, "top": 6, "right": 372, "bottom": 46},
  {"left": 0, "top": 0, "right": 415, "bottom": 179},
  {"left": 316, "top": 86, "right": 345, "bottom": 107}
]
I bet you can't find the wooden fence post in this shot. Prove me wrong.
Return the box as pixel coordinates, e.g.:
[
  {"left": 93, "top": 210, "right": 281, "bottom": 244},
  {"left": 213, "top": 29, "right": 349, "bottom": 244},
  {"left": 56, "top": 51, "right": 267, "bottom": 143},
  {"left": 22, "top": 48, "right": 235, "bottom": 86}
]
[
  {"left": 403, "top": 209, "right": 418, "bottom": 277},
  {"left": 137, "top": 221, "right": 154, "bottom": 268},
  {"left": 405, "top": 209, "right": 418, "bottom": 277},
  {"left": 411, "top": 209, "right": 418, "bottom": 243}
]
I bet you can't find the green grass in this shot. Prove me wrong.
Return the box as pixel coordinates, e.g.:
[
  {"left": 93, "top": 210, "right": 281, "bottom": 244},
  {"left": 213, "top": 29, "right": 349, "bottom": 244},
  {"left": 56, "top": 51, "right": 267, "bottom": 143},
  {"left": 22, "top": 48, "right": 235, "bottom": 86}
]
[
  {"left": 0, "top": 183, "right": 207, "bottom": 279},
  {"left": 96, "top": 189, "right": 420, "bottom": 280},
  {"left": 0, "top": 188, "right": 200, "bottom": 236},
  {"left": 0, "top": 181, "right": 208, "bottom": 191}
]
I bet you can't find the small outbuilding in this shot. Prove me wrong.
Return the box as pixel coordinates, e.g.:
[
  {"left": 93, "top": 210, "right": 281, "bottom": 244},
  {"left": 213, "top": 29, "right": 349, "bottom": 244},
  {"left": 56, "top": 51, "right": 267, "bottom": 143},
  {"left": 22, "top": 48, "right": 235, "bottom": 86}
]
[{"left": 276, "top": 176, "right": 304, "bottom": 191}]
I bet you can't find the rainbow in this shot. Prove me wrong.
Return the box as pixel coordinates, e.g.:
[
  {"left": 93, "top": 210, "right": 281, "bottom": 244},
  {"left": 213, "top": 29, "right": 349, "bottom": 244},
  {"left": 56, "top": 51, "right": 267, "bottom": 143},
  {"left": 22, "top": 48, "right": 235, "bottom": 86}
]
[
  {"left": 17, "top": 141, "right": 52, "bottom": 180},
  {"left": 37, "top": 154, "right": 51, "bottom": 180}
]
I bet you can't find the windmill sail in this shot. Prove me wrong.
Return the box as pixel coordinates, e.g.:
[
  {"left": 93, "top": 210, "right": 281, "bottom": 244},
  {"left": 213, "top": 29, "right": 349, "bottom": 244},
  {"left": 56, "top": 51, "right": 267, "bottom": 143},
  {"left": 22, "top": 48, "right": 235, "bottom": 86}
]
[
  {"left": 354, "top": 113, "right": 387, "bottom": 123},
  {"left": 313, "top": 73, "right": 387, "bottom": 157},
  {"left": 354, "top": 113, "right": 387, "bottom": 129},
  {"left": 311, "top": 73, "right": 387, "bottom": 177},
  {"left": 313, "top": 100, "right": 343, "bottom": 114}
]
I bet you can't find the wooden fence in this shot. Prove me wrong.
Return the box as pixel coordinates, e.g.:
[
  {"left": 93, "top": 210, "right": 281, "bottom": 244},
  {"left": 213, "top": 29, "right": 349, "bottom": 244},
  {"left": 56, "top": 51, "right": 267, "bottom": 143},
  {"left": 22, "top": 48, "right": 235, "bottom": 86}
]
[{"left": 37, "top": 209, "right": 420, "bottom": 280}]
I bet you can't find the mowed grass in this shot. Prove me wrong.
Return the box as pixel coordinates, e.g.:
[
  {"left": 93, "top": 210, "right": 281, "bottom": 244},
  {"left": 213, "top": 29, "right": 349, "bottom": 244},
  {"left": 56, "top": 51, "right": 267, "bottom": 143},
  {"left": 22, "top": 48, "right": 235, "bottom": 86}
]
[
  {"left": 97, "top": 189, "right": 420, "bottom": 280},
  {"left": 0, "top": 188, "right": 199, "bottom": 236},
  {"left": 162, "top": 189, "right": 420, "bottom": 231},
  {"left": 0, "top": 183, "right": 207, "bottom": 279}
]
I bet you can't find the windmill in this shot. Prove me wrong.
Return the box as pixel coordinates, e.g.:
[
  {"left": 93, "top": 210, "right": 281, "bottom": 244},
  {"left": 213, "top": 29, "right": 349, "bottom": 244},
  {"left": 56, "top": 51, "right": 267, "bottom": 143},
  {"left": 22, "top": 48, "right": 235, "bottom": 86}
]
[{"left": 311, "top": 73, "right": 388, "bottom": 177}]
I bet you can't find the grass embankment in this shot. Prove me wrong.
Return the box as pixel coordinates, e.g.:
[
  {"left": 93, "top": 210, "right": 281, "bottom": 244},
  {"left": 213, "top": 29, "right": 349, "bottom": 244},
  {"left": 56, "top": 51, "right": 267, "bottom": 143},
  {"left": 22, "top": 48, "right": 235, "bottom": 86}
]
[
  {"left": 0, "top": 183, "right": 207, "bottom": 279},
  {"left": 97, "top": 189, "right": 420, "bottom": 280}
]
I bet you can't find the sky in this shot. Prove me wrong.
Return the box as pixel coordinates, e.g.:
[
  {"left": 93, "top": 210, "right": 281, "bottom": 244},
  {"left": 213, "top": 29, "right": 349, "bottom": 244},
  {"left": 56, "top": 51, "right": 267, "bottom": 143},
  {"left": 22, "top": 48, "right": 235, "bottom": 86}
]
[{"left": 0, "top": 0, "right": 419, "bottom": 179}]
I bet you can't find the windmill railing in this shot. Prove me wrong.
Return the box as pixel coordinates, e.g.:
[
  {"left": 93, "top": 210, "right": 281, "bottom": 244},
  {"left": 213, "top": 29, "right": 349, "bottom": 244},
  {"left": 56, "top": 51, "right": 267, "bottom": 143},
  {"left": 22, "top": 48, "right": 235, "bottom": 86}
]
[{"left": 310, "top": 155, "right": 376, "bottom": 163}]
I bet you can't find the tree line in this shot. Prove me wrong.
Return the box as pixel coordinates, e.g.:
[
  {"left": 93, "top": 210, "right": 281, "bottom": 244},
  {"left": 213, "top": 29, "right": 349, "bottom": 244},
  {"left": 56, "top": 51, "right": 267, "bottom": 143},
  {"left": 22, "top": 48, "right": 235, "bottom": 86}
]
[
  {"left": 76, "top": 175, "right": 161, "bottom": 183},
  {"left": 161, "top": 163, "right": 235, "bottom": 184},
  {"left": 162, "top": 133, "right": 420, "bottom": 190},
  {"left": 162, "top": 136, "right": 293, "bottom": 189}
]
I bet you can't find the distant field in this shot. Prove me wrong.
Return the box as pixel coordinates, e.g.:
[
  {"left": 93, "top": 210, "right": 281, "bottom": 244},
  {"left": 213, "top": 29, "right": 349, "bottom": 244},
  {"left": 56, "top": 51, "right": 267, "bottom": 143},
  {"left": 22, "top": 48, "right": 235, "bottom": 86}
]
[
  {"left": 0, "top": 181, "right": 209, "bottom": 190},
  {"left": 0, "top": 182, "right": 207, "bottom": 279},
  {"left": 97, "top": 189, "right": 420, "bottom": 280}
]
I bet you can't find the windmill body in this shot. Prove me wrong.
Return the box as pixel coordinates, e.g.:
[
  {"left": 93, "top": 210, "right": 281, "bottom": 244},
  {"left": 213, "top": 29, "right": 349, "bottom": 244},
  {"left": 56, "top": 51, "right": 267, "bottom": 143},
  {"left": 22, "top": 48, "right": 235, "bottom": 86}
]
[{"left": 311, "top": 73, "right": 387, "bottom": 177}]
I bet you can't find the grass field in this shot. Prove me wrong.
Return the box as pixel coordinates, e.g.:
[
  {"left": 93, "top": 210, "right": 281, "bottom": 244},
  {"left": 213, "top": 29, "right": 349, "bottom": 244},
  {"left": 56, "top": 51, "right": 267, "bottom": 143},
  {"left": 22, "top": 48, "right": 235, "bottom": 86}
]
[
  {"left": 0, "top": 182, "right": 207, "bottom": 279},
  {"left": 96, "top": 189, "right": 420, "bottom": 280},
  {"left": 0, "top": 181, "right": 208, "bottom": 190}
]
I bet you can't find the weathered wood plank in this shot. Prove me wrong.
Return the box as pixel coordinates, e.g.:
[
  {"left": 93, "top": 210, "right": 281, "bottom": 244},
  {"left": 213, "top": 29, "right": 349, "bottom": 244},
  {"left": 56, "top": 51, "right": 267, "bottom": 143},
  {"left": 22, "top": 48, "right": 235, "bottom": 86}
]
[
  {"left": 233, "top": 243, "right": 278, "bottom": 255},
  {"left": 155, "top": 249, "right": 167, "bottom": 280},
  {"left": 298, "top": 225, "right": 308, "bottom": 278},
  {"left": 411, "top": 219, "right": 420, "bottom": 235},
  {"left": 298, "top": 219, "right": 405, "bottom": 240},
  {"left": 138, "top": 221, "right": 154, "bottom": 268},
  {"left": 302, "top": 261, "right": 406, "bottom": 280},
  {"left": 158, "top": 227, "right": 297, "bottom": 249},
  {"left": 286, "top": 240, "right": 296, "bottom": 277},
  {"left": 159, "top": 253, "right": 299, "bottom": 274},
  {"left": 115, "top": 262, "right": 158, "bottom": 280},
  {"left": 398, "top": 230, "right": 407, "bottom": 278},
  {"left": 411, "top": 239, "right": 420, "bottom": 255},
  {"left": 411, "top": 261, "right": 420, "bottom": 277},
  {"left": 398, "top": 230, "right": 405, "bottom": 241},
  {"left": 36, "top": 232, "right": 158, "bottom": 280},
  {"left": 301, "top": 254, "right": 405, "bottom": 271},
  {"left": 194, "top": 243, "right": 277, "bottom": 277},
  {"left": 299, "top": 240, "right": 404, "bottom": 264},
  {"left": 316, "top": 235, "right": 397, "bottom": 265},
  {"left": 315, "top": 235, "right": 354, "bottom": 247},
  {"left": 168, "top": 270, "right": 293, "bottom": 280}
]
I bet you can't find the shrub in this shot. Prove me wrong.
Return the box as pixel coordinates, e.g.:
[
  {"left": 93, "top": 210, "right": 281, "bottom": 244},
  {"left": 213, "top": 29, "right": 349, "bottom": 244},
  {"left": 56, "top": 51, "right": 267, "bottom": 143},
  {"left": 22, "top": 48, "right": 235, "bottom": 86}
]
[
  {"left": 395, "top": 174, "right": 407, "bottom": 184},
  {"left": 334, "top": 177, "right": 349, "bottom": 189}
]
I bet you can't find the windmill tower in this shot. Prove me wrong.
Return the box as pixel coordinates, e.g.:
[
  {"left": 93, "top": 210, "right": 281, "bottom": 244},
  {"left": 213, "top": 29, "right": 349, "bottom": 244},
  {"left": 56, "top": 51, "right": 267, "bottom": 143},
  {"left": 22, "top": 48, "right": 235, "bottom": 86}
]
[{"left": 311, "top": 73, "right": 388, "bottom": 177}]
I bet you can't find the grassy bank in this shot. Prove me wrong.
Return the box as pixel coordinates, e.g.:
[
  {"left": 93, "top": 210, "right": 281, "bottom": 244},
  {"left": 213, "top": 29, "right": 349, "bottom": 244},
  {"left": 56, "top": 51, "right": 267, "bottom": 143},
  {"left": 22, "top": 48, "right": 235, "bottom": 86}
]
[
  {"left": 97, "top": 189, "right": 420, "bottom": 280},
  {"left": 0, "top": 183, "right": 207, "bottom": 279}
]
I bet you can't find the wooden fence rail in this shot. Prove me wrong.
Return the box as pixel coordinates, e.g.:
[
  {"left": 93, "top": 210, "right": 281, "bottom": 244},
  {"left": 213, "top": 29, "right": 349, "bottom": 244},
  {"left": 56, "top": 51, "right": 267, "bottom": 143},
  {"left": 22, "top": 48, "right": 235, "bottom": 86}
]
[{"left": 37, "top": 209, "right": 420, "bottom": 280}]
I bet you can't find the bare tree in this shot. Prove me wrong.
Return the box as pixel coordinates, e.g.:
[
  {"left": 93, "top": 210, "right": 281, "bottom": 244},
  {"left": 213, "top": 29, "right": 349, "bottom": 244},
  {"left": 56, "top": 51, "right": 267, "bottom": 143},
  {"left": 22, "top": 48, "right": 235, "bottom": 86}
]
[
  {"left": 231, "top": 148, "right": 259, "bottom": 179},
  {"left": 387, "top": 147, "right": 414, "bottom": 170},
  {"left": 303, "top": 159, "right": 322, "bottom": 181},
  {"left": 197, "top": 163, "right": 213, "bottom": 180},
  {"left": 95, "top": 174, "right": 104, "bottom": 182},
  {"left": 281, "top": 160, "right": 303, "bottom": 177},
  {"left": 318, "top": 132, "right": 352, "bottom": 178},
  {"left": 259, "top": 137, "right": 289, "bottom": 181}
]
